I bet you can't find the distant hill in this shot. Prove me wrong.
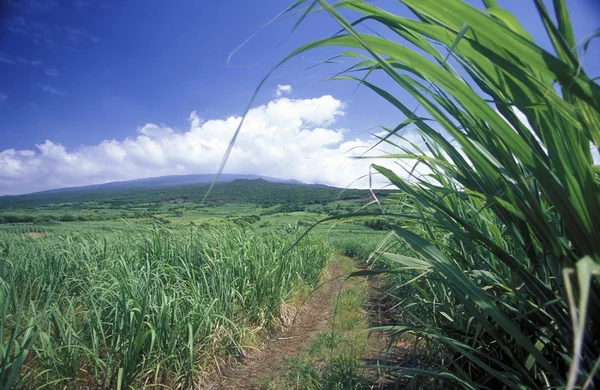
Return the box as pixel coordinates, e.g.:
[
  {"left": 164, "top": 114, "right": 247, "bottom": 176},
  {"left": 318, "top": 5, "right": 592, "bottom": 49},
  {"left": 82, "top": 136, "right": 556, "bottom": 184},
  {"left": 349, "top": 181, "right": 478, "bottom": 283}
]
[
  {"left": 0, "top": 174, "right": 382, "bottom": 209},
  {"left": 29, "top": 174, "right": 305, "bottom": 194}
]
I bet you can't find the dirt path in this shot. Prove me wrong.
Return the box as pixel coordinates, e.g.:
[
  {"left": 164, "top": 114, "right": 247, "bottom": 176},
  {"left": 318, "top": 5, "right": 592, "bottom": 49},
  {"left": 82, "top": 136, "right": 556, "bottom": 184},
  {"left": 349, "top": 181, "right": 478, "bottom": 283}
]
[
  {"left": 363, "top": 276, "right": 426, "bottom": 389},
  {"left": 362, "top": 277, "right": 401, "bottom": 389},
  {"left": 208, "top": 260, "right": 345, "bottom": 389}
]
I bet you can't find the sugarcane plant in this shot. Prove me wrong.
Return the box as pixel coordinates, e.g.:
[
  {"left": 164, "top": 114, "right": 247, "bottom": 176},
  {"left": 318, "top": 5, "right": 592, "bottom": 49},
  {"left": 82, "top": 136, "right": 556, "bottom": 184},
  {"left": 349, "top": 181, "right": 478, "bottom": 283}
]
[{"left": 270, "top": 0, "right": 600, "bottom": 387}]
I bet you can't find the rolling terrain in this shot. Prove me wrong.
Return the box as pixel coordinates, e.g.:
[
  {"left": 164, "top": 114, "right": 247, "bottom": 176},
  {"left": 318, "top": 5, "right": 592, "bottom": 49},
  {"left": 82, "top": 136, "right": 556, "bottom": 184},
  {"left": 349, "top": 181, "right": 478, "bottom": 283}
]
[{"left": 0, "top": 174, "right": 387, "bottom": 209}]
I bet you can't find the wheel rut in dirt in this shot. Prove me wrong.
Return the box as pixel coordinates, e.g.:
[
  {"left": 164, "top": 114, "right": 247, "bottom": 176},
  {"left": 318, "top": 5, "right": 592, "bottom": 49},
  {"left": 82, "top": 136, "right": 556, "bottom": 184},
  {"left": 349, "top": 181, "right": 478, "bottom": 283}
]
[
  {"left": 209, "top": 260, "right": 345, "bottom": 389},
  {"left": 363, "top": 274, "right": 425, "bottom": 389},
  {"left": 362, "top": 276, "right": 401, "bottom": 389}
]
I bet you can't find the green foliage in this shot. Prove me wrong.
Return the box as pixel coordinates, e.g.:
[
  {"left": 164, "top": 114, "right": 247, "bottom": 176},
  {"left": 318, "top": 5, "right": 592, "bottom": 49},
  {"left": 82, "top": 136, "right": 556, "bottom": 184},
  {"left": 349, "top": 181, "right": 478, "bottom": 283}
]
[
  {"left": 0, "top": 212, "right": 151, "bottom": 224},
  {"left": 0, "top": 214, "right": 35, "bottom": 224},
  {"left": 0, "top": 225, "right": 330, "bottom": 388},
  {"left": 285, "top": 0, "right": 600, "bottom": 388},
  {"left": 362, "top": 218, "right": 391, "bottom": 231},
  {"left": 0, "top": 178, "right": 387, "bottom": 210},
  {"left": 0, "top": 286, "right": 36, "bottom": 390},
  {"left": 327, "top": 232, "right": 381, "bottom": 260},
  {"left": 153, "top": 216, "right": 171, "bottom": 225},
  {"left": 227, "top": 214, "right": 261, "bottom": 225},
  {"left": 266, "top": 255, "right": 370, "bottom": 390},
  {"left": 277, "top": 357, "right": 369, "bottom": 390}
]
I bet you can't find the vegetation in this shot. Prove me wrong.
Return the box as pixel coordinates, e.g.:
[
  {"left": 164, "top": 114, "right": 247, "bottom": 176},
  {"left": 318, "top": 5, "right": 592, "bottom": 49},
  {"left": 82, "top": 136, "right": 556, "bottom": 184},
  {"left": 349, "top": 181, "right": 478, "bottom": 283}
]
[
  {"left": 0, "top": 211, "right": 151, "bottom": 224},
  {"left": 0, "top": 224, "right": 329, "bottom": 388},
  {"left": 0, "top": 178, "right": 388, "bottom": 210},
  {"left": 265, "top": 254, "right": 371, "bottom": 390},
  {"left": 282, "top": 0, "right": 600, "bottom": 388},
  {"left": 326, "top": 230, "right": 383, "bottom": 261},
  {"left": 2, "top": 0, "right": 599, "bottom": 388},
  {"left": 0, "top": 176, "right": 387, "bottom": 388}
]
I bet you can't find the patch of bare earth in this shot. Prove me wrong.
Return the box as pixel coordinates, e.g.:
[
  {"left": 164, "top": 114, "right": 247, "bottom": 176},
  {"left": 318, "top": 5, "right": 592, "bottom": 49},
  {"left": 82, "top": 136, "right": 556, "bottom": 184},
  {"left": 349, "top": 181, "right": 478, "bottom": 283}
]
[
  {"left": 362, "top": 277, "right": 406, "bottom": 389},
  {"left": 363, "top": 278, "right": 441, "bottom": 390},
  {"left": 25, "top": 232, "right": 45, "bottom": 238},
  {"left": 206, "top": 260, "right": 345, "bottom": 390}
]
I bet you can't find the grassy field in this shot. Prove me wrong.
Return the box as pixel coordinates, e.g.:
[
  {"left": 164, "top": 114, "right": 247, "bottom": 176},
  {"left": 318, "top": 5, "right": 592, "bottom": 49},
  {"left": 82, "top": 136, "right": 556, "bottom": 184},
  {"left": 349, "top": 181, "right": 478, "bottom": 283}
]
[
  {"left": 0, "top": 223, "right": 335, "bottom": 389},
  {"left": 0, "top": 180, "right": 388, "bottom": 389},
  {"left": 264, "top": 254, "right": 371, "bottom": 390}
]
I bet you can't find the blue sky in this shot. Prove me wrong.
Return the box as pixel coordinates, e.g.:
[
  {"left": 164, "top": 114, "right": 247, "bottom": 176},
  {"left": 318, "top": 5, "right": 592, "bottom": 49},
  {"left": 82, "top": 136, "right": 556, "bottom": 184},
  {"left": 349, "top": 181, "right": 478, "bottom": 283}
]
[{"left": 0, "top": 0, "right": 598, "bottom": 194}]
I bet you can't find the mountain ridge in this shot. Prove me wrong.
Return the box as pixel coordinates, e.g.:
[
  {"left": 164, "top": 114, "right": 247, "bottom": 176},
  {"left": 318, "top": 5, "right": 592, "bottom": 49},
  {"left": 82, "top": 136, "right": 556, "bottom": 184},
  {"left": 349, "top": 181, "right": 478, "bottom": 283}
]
[
  {"left": 10, "top": 174, "right": 307, "bottom": 197},
  {"left": 0, "top": 174, "right": 359, "bottom": 209}
]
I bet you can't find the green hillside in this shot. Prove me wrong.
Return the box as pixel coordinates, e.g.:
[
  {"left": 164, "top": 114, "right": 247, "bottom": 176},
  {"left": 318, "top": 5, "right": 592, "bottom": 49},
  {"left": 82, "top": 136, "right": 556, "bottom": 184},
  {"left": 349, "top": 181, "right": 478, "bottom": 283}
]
[{"left": 0, "top": 178, "right": 389, "bottom": 210}]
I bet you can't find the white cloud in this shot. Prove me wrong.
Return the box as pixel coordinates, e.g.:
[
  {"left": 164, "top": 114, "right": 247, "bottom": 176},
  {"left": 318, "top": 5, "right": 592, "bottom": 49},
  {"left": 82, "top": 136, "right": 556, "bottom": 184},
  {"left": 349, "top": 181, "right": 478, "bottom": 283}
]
[
  {"left": 64, "top": 26, "right": 98, "bottom": 45},
  {"left": 0, "top": 53, "right": 15, "bottom": 64},
  {"left": 36, "top": 84, "right": 65, "bottom": 95},
  {"left": 5, "top": 17, "right": 55, "bottom": 48},
  {"left": 0, "top": 93, "right": 427, "bottom": 195},
  {"left": 74, "top": 0, "right": 91, "bottom": 8},
  {"left": 592, "top": 146, "right": 600, "bottom": 165},
  {"left": 4, "top": 17, "right": 28, "bottom": 34},
  {"left": 15, "top": 0, "right": 61, "bottom": 13},
  {"left": 45, "top": 68, "right": 59, "bottom": 77},
  {"left": 275, "top": 84, "right": 292, "bottom": 97},
  {"left": 15, "top": 56, "right": 29, "bottom": 64},
  {"left": 0, "top": 53, "right": 42, "bottom": 66},
  {"left": 0, "top": 92, "right": 6, "bottom": 101}
]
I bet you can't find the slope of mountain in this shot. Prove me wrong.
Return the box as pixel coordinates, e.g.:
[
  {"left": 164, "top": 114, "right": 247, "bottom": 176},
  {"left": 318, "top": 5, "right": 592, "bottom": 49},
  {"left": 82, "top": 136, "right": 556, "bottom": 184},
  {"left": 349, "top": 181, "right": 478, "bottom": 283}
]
[
  {"left": 0, "top": 174, "right": 377, "bottom": 209},
  {"left": 27, "top": 174, "right": 305, "bottom": 194}
]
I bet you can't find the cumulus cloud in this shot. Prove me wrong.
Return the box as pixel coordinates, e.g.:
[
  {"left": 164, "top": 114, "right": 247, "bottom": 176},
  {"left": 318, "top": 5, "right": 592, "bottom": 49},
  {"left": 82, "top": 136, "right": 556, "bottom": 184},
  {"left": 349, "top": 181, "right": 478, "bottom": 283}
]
[
  {"left": 0, "top": 93, "right": 423, "bottom": 195},
  {"left": 275, "top": 84, "right": 292, "bottom": 97}
]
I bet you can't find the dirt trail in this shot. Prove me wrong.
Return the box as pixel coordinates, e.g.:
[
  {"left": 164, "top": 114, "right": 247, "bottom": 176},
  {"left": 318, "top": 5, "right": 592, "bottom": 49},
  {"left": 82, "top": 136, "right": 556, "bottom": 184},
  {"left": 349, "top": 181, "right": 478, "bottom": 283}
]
[
  {"left": 362, "top": 278, "right": 401, "bottom": 389},
  {"left": 363, "top": 277, "right": 424, "bottom": 389},
  {"left": 208, "top": 260, "right": 345, "bottom": 389}
]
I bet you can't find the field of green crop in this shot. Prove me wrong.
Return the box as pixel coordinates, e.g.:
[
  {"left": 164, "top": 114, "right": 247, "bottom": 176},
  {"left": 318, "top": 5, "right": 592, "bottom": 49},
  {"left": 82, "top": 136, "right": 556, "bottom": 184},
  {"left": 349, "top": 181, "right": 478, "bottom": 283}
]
[
  {"left": 0, "top": 180, "right": 394, "bottom": 388},
  {"left": 0, "top": 224, "right": 331, "bottom": 389}
]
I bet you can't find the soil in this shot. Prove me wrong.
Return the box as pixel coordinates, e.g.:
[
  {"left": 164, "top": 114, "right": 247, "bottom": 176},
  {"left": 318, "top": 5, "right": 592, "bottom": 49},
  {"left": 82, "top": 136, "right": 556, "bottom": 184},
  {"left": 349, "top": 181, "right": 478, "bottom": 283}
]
[
  {"left": 206, "top": 260, "right": 345, "bottom": 389},
  {"left": 362, "top": 277, "right": 439, "bottom": 390},
  {"left": 25, "top": 232, "right": 45, "bottom": 238},
  {"left": 362, "top": 277, "right": 404, "bottom": 389}
]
